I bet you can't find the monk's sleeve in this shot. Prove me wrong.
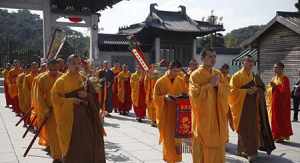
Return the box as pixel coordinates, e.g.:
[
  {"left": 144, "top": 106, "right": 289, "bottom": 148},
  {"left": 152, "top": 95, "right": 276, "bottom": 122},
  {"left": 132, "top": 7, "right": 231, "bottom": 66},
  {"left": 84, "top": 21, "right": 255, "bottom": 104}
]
[
  {"left": 218, "top": 74, "right": 230, "bottom": 110},
  {"left": 51, "top": 79, "right": 75, "bottom": 112},
  {"left": 228, "top": 74, "right": 248, "bottom": 131},
  {"left": 189, "top": 72, "right": 212, "bottom": 101},
  {"left": 189, "top": 72, "right": 214, "bottom": 139},
  {"left": 153, "top": 81, "right": 165, "bottom": 126}
]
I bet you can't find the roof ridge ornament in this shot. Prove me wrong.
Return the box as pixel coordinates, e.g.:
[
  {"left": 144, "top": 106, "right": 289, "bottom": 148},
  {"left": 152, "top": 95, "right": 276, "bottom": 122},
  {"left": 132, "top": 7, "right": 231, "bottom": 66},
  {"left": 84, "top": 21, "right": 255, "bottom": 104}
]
[
  {"left": 150, "top": 3, "right": 158, "bottom": 16},
  {"left": 178, "top": 5, "right": 186, "bottom": 15},
  {"left": 296, "top": 0, "right": 300, "bottom": 12}
]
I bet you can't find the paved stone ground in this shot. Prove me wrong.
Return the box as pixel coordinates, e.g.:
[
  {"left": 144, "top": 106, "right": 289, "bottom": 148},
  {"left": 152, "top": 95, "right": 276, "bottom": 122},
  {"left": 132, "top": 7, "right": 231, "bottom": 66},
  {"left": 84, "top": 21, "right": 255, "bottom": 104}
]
[{"left": 0, "top": 92, "right": 300, "bottom": 163}]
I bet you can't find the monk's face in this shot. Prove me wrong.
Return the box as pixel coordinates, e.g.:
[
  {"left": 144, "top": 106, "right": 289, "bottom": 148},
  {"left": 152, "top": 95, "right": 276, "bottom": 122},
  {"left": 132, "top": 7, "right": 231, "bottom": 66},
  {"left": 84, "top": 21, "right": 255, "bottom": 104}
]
[
  {"left": 31, "top": 63, "right": 39, "bottom": 73},
  {"left": 123, "top": 65, "right": 128, "bottom": 72},
  {"left": 189, "top": 62, "right": 198, "bottom": 71},
  {"left": 243, "top": 57, "right": 254, "bottom": 71},
  {"left": 169, "top": 67, "right": 180, "bottom": 79},
  {"left": 48, "top": 63, "right": 59, "bottom": 76},
  {"left": 273, "top": 65, "right": 283, "bottom": 74},
  {"left": 220, "top": 67, "right": 229, "bottom": 74},
  {"left": 69, "top": 57, "right": 82, "bottom": 73},
  {"left": 103, "top": 63, "right": 108, "bottom": 69},
  {"left": 202, "top": 51, "right": 216, "bottom": 68},
  {"left": 13, "top": 60, "right": 20, "bottom": 68},
  {"left": 58, "top": 60, "right": 65, "bottom": 71}
]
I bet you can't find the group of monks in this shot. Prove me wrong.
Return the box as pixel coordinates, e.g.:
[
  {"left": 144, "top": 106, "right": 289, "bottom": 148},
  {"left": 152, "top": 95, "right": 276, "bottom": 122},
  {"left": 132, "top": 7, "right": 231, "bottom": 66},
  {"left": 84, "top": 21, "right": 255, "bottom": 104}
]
[
  {"left": 2, "top": 48, "right": 295, "bottom": 163},
  {"left": 3, "top": 55, "right": 106, "bottom": 163}
]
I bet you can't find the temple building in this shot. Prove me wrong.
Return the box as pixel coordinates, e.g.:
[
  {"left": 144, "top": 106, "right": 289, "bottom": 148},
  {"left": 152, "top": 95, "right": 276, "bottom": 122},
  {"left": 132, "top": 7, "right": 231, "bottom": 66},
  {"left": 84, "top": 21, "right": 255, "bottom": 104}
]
[{"left": 98, "top": 4, "right": 224, "bottom": 70}]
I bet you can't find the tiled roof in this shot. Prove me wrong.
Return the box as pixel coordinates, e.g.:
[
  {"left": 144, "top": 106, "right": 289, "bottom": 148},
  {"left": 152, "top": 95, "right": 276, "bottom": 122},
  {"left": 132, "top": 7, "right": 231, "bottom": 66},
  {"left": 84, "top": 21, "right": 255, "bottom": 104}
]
[
  {"left": 119, "top": 4, "right": 224, "bottom": 34},
  {"left": 50, "top": 0, "right": 123, "bottom": 13},
  {"left": 241, "top": 11, "right": 300, "bottom": 47},
  {"left": 98, "top": 33, "right": 129, "bottom": 45}
]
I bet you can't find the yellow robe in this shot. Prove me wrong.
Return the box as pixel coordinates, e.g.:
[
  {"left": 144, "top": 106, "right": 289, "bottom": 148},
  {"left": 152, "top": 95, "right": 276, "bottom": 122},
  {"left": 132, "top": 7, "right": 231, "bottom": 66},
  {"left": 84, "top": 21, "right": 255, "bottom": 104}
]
[
  {"left": 23, "top": 73, "right": 38, "bottom": 113},
  {"left": 228, "top": 68, "right": 253, "bottom": 131},
  {"left": 7, "top": 67, "right": 22, "bottom": 98},
  {"left": 117, "top": 71, "right": 131, "bottom": 103},
  {"left": 189, "top": 65, "right": 229, "bottom": 163},
  {"left": 144, "top": 71, "right": 160, "bottom": 122},
  {"left": 153, "top": 72, "right": 187, "bottom": 162},
  {"left": 16, "top": 73, "right": 26, "bottom": 113},
  {"left": 32, "top": 72, "right": 49, "bottom": 146},
  {"left": 130, "top": 71, "right": 142, "bottom": 107},
  {"left": 37, "top": 72, "right": 62, "bottom": 159},
  {"left": 51, "top": 71, "right": 85, "bottom": 156}
]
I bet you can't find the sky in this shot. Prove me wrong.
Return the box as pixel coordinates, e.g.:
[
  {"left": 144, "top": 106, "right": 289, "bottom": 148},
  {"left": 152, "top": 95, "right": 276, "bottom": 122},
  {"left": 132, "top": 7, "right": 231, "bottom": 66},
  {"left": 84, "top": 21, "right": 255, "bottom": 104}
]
[{"left": 4, "top": 0, "right": 298, "bottom": 35}]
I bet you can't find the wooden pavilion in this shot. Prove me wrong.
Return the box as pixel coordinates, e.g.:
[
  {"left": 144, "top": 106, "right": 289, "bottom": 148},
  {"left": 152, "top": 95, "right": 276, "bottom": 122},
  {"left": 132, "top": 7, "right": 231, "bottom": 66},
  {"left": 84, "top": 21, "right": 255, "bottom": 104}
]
[{"left": 98, "top": 4, "right": 224, "bottom": 69}]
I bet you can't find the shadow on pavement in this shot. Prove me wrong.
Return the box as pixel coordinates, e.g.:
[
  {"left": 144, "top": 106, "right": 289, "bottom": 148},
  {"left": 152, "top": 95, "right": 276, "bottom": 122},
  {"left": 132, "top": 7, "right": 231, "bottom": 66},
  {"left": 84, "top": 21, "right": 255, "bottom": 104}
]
[
  {"left": 105, "top": 141, "right": 131, "bottom": 162},
  {"left": 109, "top": 115, "right": 140, "bottom": 123},
  {"left": 279, "top": 141, "right": 300, "bottom": 148},
  {"left": 27, "top": 154, "right": 51, "bottom": 159},
  {"left": 103, "top": 121, "right": 120, "bottom": 128},
  {"left": 226, "top": 143, "right": 295, "bottom": 163},
  {"left": 226, "top": 143, "right": 238, "bottom": 156},
  {"left": 255, "top": 153, "right": 294, "bottom": 163}
]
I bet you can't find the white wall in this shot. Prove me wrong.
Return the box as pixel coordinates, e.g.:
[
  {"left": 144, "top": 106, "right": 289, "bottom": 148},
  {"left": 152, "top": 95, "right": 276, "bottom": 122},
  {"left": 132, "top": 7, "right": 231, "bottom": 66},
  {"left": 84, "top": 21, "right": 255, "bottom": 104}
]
[{"left": 195, "top": 54, "right": 237, "bottom": 73}]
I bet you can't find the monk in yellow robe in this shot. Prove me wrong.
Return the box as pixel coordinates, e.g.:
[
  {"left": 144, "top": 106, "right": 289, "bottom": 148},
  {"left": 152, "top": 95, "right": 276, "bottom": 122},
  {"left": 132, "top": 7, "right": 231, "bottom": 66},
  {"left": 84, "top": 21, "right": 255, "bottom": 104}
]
[
  {"left": 7, "top": 60, "right": 22, "bottom": 114},
  {"left": 23, "top": 62, "right": 39, "bottom": 114},
  {"left": 37, "top": 59, "right": 62, "bottom": 162},
  {"left": 220, "top": 63, "right": 234, "bottom": 139},
  {"left": 117, "top": 64, "right": 132, "bottom": 115},
  {"left": 144, "top": 64, "right": 160, "bottom": 127},
  {"left": 189, "top": 49, "right": 229, "bottom": 163},
  {"left": 130, "top": 65, "right": 146, "bottom": 121},
  {"left": 3, "top": 63, "right": 12, "bottom": 107},
  {"left": 229, "top": 55, "right": 275, "bottom": 161},
  {"left": 33, "top": 70, "right": 49, "bottom": 147},
  {"left": 16, "top": 65, "right": 30, "bottom": 114},
  {"left": 112, "top": 62, "right": 122, "bottom": 112},
  {"left": 51, "top": 54, "right": 106, "bottom": 163},
  {"left": 154, "top": 61, "right": 188, "bottom": 163}
]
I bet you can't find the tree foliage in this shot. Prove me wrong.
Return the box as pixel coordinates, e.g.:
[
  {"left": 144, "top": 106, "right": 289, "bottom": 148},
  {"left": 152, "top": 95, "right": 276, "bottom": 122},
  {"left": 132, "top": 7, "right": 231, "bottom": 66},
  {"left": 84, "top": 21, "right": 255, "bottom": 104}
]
[
  {"left": 224, "top": 25, "right": 264, "bottom": 48},
  {"left": 0, "top": 9, "right": 90, "bottom": 64}
]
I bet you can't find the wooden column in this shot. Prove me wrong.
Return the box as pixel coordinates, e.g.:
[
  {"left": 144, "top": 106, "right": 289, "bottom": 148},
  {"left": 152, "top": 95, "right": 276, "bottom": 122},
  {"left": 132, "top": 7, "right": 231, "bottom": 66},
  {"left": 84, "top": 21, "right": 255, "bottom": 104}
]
[
  {"left": 192, "top": 38, "right": 197, "bottom": 59},
  {"left": 155, "top": 37, "right": 160, "bottom": 63}
]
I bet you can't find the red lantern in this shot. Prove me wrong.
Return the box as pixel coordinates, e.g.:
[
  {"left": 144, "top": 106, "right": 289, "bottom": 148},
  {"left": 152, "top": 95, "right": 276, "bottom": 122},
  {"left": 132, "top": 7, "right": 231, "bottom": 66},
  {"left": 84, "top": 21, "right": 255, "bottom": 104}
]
[{"left": 68, "top": 16, "right": 82, "bottom": 23}]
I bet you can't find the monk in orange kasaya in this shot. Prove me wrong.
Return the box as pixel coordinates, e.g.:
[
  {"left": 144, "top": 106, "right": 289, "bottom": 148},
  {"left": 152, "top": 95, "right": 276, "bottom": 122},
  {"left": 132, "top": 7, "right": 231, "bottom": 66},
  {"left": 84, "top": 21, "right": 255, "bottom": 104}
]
[
  {"left": 37, "top": 59, "right": 63, "bottom": 163},
  {"left": 3, "top": 63, "right": 12, "bottom": 108},
  {"left": 117, "top": 64, "right": 132, "bottom": 115},
  {"left": 153, "top": 61, "right": 188, "bottom": 163},
  {"left": 51, "top": 54, "right": 106, "bottom": 163},
  {"left": 130, "top": 65, "right": 146, "bottom": 122},
  {"left": 7, "top": 60, "right": 23, "bottom": 115},
  {"left": 144, "top": 64, "right": 160, "bottom": 127},
  {"left": 229, "top": 55, "right": 275, "bottom": 161},
  {"left": 112, "top": 62, "right": 122, "bottom": 112},
  {"left": 189, "top": 49, "right": 229, "bottom": 163}
]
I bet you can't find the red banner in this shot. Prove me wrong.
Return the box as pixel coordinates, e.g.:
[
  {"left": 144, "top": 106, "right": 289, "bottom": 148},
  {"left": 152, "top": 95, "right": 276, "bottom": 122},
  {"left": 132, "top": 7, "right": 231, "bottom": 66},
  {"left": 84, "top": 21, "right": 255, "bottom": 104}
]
[
  {"left": 130, "top": 47, "right": 149, "bottom": 71},
  {"left": 175, "top": 99, "right": 192, "bottom": 138}
]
